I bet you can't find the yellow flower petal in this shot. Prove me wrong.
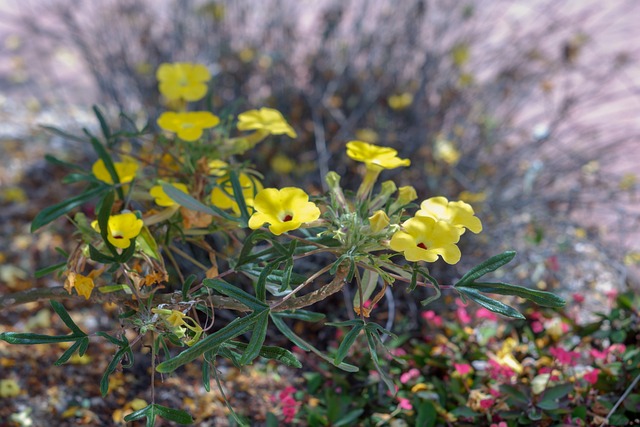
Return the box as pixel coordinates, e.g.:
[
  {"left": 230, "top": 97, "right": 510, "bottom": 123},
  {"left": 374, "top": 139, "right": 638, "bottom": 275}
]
[
  {"left": 156, "top": 62, "right": 210, "bottom": 102},
  {"left": 389, "top": 216, "right": 461, "bottom": 264},
  {"left": 94, "top": 212, "right": 144, "bottom": 249},
  {"left": 92, "top": 159, "right": 138, "bottom": 185},
  {"left": 249, "top": 187, "right": 320, "bottom": 235},
  {"left": 346, "top": 141, "right": 410, "bottom": 171},
  {"left": 237, "top": 107, "right": 297, "bottom": 138},
  {"left": 416, "top": 197, "right": 482, "bottom": 234},
  {"left": 150, "top": 183, "right": 189, "bottom": 207},
  {"left": 157, "top": 111, "right": 220, "bottom": 142}
]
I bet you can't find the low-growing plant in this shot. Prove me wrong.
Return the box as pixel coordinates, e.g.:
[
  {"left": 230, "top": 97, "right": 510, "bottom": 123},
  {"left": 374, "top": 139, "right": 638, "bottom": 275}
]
[
  {"left": 292, "top": 292, "right": 640, "bottom": 426},
  {"left": 0, "top": 62, "right": 566, "bottom": 426}
]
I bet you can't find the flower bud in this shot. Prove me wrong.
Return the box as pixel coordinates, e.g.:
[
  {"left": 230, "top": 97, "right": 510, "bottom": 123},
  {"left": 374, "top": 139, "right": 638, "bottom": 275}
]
[{"left": 368, "top": 210, "right": 390, "bottom": 233}]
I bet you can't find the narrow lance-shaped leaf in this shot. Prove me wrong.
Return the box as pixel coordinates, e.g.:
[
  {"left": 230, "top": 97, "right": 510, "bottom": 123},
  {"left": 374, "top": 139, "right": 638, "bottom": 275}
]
[
  {"left": 334, "top": 320, "right": 365, "bottom": 366},
  {"left": 156, "top": 312, "right": 262, "bottom": 373},
  {"left": 124, "top": 403, "right": 194, "bottom": 426},
  {"left": 202, "top": 279, "right": 268, "bottom": 311},
  {"left": 31, "top": 185, "right": 108, "bottom": 232},
  {"left": 51, "top": 300, "right": 85, "bottom": 335},
  {"left": 455, "top": 251, "right": 516, "bottom": 286},
  {"left": 239, "top": 310, "right": 270, "bottom": 365},
  {"left": 86, "top": 131, "right": 124, "bottom": 200},
  {"left": 162, "top": 183, "right": 237, "bottom": 222},
  {"left": 456, "top": 287, "right": 525, "bottom": 319},
  {"left": 464, "top": 281, "right": 566, "bottom": 308}
]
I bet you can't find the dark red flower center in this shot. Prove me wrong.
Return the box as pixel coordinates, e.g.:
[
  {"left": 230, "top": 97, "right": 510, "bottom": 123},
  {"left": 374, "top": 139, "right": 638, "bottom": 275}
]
[
  {"left": 282, "top": 214, "right": 293, "bottom": 222},
  {"left": 417, "top": 242, "right": 428, "bottom": 250}
]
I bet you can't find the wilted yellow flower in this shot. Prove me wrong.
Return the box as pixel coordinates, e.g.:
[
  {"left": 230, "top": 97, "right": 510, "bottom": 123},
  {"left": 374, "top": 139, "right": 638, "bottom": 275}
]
[
  {"left": 346, "top": 141, "right": 410, "bottom": 171},
  {"left": 210, "top": 173, "right": 263, "bottom": 215},
  {"left": 249, "top": 187, "right": 321, "bottom": 235},
  {"left": 92, "top": 158, "right": 138, "bottom": 185},
  {"left": 92, "top": 212, "right": 144, "bottom": 249},
  {"left": 237, "top": 107, "right": 297, "bottom": 138},
  {"left": 157, "top": 111, "right": 220, "bottom": 142},
  {"left": 156, "top": 62, "right": 211, "bottom": 102},
  {"left": 149, "top": 183, "right": 189, "bottom": 207},
  {"left": 369, "top": 210, "right": 390, "bottom": 233},
  {"left": 152, "top": 308, "right": 203, "bottom": 346},
  {"left": 416, "top": 197, "right": 482, "bottom": 235},
  {"left": 389, "top": 216, "right": 461, "bottom": 264}
]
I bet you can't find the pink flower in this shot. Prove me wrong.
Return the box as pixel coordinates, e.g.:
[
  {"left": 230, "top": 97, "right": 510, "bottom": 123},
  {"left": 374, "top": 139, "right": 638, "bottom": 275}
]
[
  {"left": 584, "top": 369, "right": 600, "bottom": 385},
  {"left": 531, "top": 321, "right": 545, "bottom": 333},
  {"left": 457, "top": 306, "right": 472, "bottom": 324},
  {"left": 490, "top": 422, "right": 508, "bottom": 427},
  {"left": 590, "top": 349, "right": 607, "bottom": 360},
  {"left": 400, "top": 368, "right": 421, "bottom": 384},
  {"left": 539, "top": 367, "right": 560, "bottom": 381},
  {"left": 391, "top": 348, "right": 407, "bottom": 357},
  {"left": 421, "top": 310, "right": 443, "bottom": 327},
  {"left": 480, "top": 398, "right": 495, "bottom": 409},
  {"left": 398, "top": 397, "right": 413, "bottom": 411},
  {"left": 487, "top": 359, "right": 516, "bottom": 381},
  {"left": 476, "top": 308, "right": 498, "bottom": 321},
  {"left": 608, "top": 344, "right": 626, "bottom": 355},
  {"left": 454, "top": 363, "right": 472, "bottom": 376},
  {"left": 549, "top": 347, "right": 580, "bottom": 367},
  {"left": 572, "top": 293, "right": 585, "bottom": 304},
  {"left": 561, "top": 323, "right": 570, "bottom": 333},
  {"left": 606, "top": 289, "right": 618, "bottom": 302},
  {"left": 546, "top": 255, "right": 560, "bottom": 272}
]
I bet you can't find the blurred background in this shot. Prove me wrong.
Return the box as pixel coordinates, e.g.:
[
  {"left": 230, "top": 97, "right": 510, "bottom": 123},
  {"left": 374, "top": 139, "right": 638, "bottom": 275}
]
[{"left": 1, "top": 0, "right": 640, "bottom": 316}]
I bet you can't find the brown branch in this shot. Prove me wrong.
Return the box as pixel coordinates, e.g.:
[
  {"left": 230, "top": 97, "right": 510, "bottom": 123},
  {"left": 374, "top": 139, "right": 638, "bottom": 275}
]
[{"left": 0, "top": 265, "right": 349, "bottom": 313}]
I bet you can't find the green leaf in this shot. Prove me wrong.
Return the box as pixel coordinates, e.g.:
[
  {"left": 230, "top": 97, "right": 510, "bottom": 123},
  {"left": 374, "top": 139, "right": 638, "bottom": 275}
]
[
  {"left": 365, "top": 329, "right": 396, "bottom": 395},
  {"left": 156, "top": 312, "right": 263, "bottom": 373},
  {"left": 540, "top": 383, "right": 572, "bottom": 403},
  {"left": 256, "top": 262, "right": 279, "bottom": 302},
  {"left": 124, "top": 403, "right": 194, "bottom": 426},
  {"left": 162, "top": 183, "right": 237, "bottom": 222},
  {"left": 40, "top": 125, "right": 87, "bottom": 143},
  {"left": 88, "top": 244, "right": 117, "bottom": 264},
  {"left": 51, "top": 300, "right": 85, "bottom": 335},
  {"left": 202, "top": 359, "right": 211, "bottom": 392},
  {"left": 235, "top": 229, "right": 274, "bottom": 267},
  {"left": 451, "top": 406, "right": 479, "bottom": 417},
  {"left": 93, "top": 105, "right": 111, "bottom": 141},
  {"left": 0, "top": 332, "right": 82, "bottom": 345},
  {"left": 240, "top": 310, "right": 270, "bottom": 365},
  {"left": 416, "top": 401, "right": 437, "bottom": 427},
  {"left": 202, "top": 279, "right": 268, "bottom": 311},
  {"left": 464, "top": 282, "right": 566, "bottom": 308},
  {"left": 31, "top": 185, "right": 108, "bottom": 232},
  {"left": 100, "top": 346, "right": 131, "bottom": 397},
  {"left": 87, "top": 133, "right": 124, "bottom": 200},
  {"left": 456, "top": 287, "right": 525, "bottom": 319},
  {"left": 334, "top": 320, "right": 365, "bottom": 365},
  {"left": 35, "top": 261, "right": 67, "bottom": 278},
  {"left": 228, "top": 170, "right": 250, "bottom": 226},
  {"left": 277, "top": 309, "right": 325, "bottom": 323},
  {"left": 455, "top": 251, "right": 516, "bottom": 286},
  {"left": 334, "top": 409, "right": 364, "bottom": 426},
  {"left": 182, "top": 274, "right": 197, "bottom": 300},
  {"left": 44, "top": 154, "right": 86, "bottom": 171},
  {"left": 54, "top": 337, "right": 89, "bottom": 365},
  {"left": 500, "top": 385, "right": 529, "bottom": 404},
  {"left": 96, "top": 190, "right": 118, "bottom": 256},
  {"left": 226, "top": 341, "right": 302, "bottom": 368},
  {"left": 271, "top": 314, "right": 358, "bottom": 372}
]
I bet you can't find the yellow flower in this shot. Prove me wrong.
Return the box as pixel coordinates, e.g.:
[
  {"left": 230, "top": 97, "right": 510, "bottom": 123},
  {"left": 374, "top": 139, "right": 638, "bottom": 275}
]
[
  {"left": 397, "top": 186, "right": 418, "bottom": 205},
  {"left": 92, "top": 158, "right": 138, "bottom": 185},
  {"left": 92, "top": 212, "right": 144, "bottom": 249},
  {"left": 237, "top": 107, "right": 297, "bottom": 138},
  {"left": 369, "top": 210, "right": 390, "bottom": 233},
  {"left": 249, "top": 187, "right": 321, "bottom": 235},
  {"left": 149, "top": 183, "right": 189, "bottom": 207},
  {"left": 433, "top": 138, "right": 461, "bottom": 166},
  {"left": 389, "top": 216, "right": 461, "bottom": 264},
  {"left": 208, "top": 159, "right": 229, "bottom": 176},
  {"left": 157, "top": 111, "right": 220, "bottom": 142},
  {"left": 152, "top": 308, "right": 203, "bottom": 346},
  {"left": 210, "top": 173, "right": 263, "bottom": 215},
  {"left": 416, "top": 197, "right": 482, "bottom": 235},
  {"left": 346, "top": 141, "right": 410, "bottom": 171},
  {"left": 156, "top": 62, "right": 211, "bottom": 102},
  {"left": 388, "top": 92, "right": 414, "bottom": 110}
]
